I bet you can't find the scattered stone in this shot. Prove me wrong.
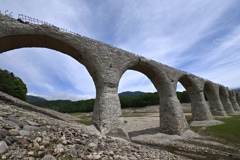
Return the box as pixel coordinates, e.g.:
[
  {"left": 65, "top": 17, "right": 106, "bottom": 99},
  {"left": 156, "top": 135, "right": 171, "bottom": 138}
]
[
  {"left": 27, "top": 151, "right": 34, "bottom": 156},
  {"left": 19, "top": 130, "right": 30, "bottom": 136},
  {"left": 1, "top": 155, "right": 7, "bottom": 159},
  {"left": 8, "top": 129, "right": 19, "bottom": 136},
  {"left": 5, "top": 136, "right": 16, "bottom": 144},
  {"left": 26, "top": 120, "right": 41, "bottom": 126},
  {"left": 39, "top": 145, "right": 45, "bottom": 151},
  {"left": 8, "top": 115, "right": 28, "bottom": 127},
  {"left": 23, "top": 125, "right": 41, "bottom": 132},
  {"left": 54, "top": 144, "right": 64, "bottom": 154},
  {"left": 41, "top": 154, "right": 56, "bottom": 160},
  {"left": 0, "top": 92, "right": 239, "bottom": 160},
  {"left": 0, "top": 141, "right": 8, "bottom": 154},
  {"left": 1, "top": 119, "right": 18, "bottom": 128},
  {"left": 93, "top": 154, "right": 101, "bottom": 159},
  {"left": 23, "top": 156, "right": 35, "bottom": 160},
  {"left": 88, "top": 142, "right": 97, "bottom": 148}
]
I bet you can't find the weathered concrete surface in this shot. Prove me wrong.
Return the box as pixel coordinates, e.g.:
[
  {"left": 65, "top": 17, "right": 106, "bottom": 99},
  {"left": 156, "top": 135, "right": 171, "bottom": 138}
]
[
  {"left": 0, "top": 14, "right": 236, "bottom": 136},
  {"left": 229, "top": 91, "right": 240, "bottom": 111},
  {"left": 237, "top": 92, "right": 240, "bottom": 106},
  {"left": 178, "top": 75, "right": 213, "bottom": 121},
  {"left": 219, "top": 86, "right": 235, "bottom": 115},
  {"left": 204, "top": 82, "right": 227, "bottom": 116}
]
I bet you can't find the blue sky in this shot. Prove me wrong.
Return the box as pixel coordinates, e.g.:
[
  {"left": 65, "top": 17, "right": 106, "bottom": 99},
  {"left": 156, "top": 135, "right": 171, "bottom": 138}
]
[{"left": 0, "top": 1, "right": 240, "bottom": 100}]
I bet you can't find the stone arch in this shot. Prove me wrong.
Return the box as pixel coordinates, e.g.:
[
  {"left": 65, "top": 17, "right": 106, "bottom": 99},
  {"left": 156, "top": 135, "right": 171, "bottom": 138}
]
[
  {"left": 219, "top": 86, "right": 235, "bottom": 115},
  {"left": 203, "top": 81, "right": 226, "bottom": 116},
  {"left": 229, "top": 90, "right": 240, "bottom": 111},
  {"left": 178, "top": 74, "right": 213, "bottom": 121},
  {"left": 118, "top": 56, "right": 188, "bottom": 135},
  {"left": 0, "top": 33, "right": 114, "bottom": 133},
  {"left": 0, "top": 34, "right": 99, "bottom": 75}
]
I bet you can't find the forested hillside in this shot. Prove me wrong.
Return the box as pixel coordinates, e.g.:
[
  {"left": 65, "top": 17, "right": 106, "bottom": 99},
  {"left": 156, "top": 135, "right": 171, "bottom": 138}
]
[
  {"left": 119, "top": 91, "right": 145, "bottom": 97},
  {"left": 0, "top": 69, "right": 27, "bottom": 101},
  {"left": 26, "top": 91, "right": 190, "bottom": 113}
]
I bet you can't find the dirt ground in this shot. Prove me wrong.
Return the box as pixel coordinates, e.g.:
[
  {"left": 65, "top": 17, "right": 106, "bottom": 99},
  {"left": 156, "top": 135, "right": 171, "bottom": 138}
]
[
  {"left": 121, "top": 104, "right": 240, "bottom": 159},
  {"left": 122, "top": 104, "right": 191, "bottom": 136}
]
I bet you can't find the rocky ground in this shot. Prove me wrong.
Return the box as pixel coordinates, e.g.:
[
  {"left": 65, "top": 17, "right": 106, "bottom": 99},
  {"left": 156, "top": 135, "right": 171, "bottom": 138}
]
[
  {"left": 1, "top": 92, "right": 240, "bottom": 160},
  {"left": 123, "top": 106, "right": 240, "bottom": 160},
  {"left": 0, "top": 100, "right": 188, "bottom": 160}
]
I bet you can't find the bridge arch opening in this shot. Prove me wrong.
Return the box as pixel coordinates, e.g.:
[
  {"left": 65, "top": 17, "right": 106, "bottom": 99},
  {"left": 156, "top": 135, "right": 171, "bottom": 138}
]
[
  {"left": 0, "top": 38, "right": 97, "bottom": 116},
  {"left": 118, "top": 69, "right": 159, "bottom": 137}
]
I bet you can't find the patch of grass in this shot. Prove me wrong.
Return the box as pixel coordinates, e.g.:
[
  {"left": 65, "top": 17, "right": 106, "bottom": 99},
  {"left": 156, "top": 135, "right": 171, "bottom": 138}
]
[
  {"left": 185, "top": 115, "right": 192, "bottom": 122},
  {"left": 76, "top": 119, "right": 92, "bottom": 126},
  {"left": 191, "top": 115, "right": 240, "bottom": 144},
  {"left": 70, "top": 112, "right": 92, "bottom": 125},
  {"left": 190, "top": 126, "right": 204, "bottom": 133}
]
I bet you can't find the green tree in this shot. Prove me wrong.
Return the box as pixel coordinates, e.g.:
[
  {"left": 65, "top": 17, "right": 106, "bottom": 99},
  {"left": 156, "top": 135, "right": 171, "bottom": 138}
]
[{"left": 0, "top": 69, "right": 27, "bottom": 100}]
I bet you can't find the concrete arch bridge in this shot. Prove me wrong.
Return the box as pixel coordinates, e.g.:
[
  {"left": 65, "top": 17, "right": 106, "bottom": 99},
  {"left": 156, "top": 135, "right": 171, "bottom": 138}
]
[{"left": 0, "top": 14, "right": 239, "bottom": 137}]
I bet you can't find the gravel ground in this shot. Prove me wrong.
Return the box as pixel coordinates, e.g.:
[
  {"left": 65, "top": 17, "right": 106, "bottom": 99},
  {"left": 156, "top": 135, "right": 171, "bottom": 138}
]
[
  {"left": 123, "top": 106, "right": 240, "bottom": 160},
  {"left": 0, "top": 101, "right": 188, "bottom": 159},
  {"left": 1, "top": 92, "right": 240, "bottom": 159}
]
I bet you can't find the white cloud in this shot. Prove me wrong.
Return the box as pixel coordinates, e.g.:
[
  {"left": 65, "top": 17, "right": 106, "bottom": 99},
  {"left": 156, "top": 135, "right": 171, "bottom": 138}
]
[{"left": 28, "top": 92, "right": 94, "bottom": 101}]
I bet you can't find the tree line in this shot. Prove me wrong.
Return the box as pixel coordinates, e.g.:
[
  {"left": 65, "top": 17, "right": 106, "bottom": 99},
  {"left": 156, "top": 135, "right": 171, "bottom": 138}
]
[
  {"left": 0, "top": 69, "right": 27, "bottom": 101},
  {"left": 26, "top": 91, "right": 190, "bottom": 113},
  {"left": 0, "top": 68, "right": 191, "bottom": 113}
]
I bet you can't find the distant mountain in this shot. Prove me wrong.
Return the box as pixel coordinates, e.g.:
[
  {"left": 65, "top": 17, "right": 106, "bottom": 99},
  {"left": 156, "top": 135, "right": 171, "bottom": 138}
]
[
  {"left": 25, "top": 90, "right": 190, "bottom": 113},
  {"left": 118, "top": 91, "right": 146, "bottom": 97}
]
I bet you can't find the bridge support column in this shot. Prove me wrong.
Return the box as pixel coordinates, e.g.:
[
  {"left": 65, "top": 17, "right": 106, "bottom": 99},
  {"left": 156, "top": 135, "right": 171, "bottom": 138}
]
[
  {"left": 229, "top": 91, "right": 240, "bottom": 112},
  {"left": 237, "top": 92, "right": 240, "bottom": 106},
  {"left": 190, "top": 90, "right": 213, "bottom": 121},
  {"left": 159, "top": 83, "right": 189, "bottom": 135},
  {"left": 92, "top": 82, "right": 127, "bottom": 138},
  {"left": 208, "top": 96, "right": 227, "bottom": 117},
  {"left": 204, "top": 83, "right": 227, "bottom": 116},
  {"left": 220, "top": 87, "right": 235, "bottom": 115},
  {"left": 179, "top": 76, "right": 213, "bottom": 121}
]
